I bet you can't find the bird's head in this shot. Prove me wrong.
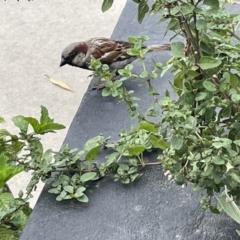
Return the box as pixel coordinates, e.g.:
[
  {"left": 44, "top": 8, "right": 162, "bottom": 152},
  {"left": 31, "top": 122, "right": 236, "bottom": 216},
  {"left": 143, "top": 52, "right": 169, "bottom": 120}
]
[{"left": 60, "top": 42, "right": 88, "bottom": 68}]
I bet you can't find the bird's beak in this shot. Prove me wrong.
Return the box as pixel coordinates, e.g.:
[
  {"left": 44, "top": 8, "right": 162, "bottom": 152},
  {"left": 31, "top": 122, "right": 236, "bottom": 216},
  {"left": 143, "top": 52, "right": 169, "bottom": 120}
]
[{"left": 60, "top": 58, "right": 67, "bottom": 67}]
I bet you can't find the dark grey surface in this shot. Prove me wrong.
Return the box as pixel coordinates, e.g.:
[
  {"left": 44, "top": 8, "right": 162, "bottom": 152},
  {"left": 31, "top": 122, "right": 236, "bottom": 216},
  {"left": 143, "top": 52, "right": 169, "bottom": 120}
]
[{"left": 20, "top": 1, "right": 240, "bottom": 240}]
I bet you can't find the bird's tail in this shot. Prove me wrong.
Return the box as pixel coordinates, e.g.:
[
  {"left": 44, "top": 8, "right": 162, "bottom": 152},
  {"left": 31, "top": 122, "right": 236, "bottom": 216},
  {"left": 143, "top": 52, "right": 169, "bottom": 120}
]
[{"left": 148, "top": 44, "right": 171, "bottom": 51}]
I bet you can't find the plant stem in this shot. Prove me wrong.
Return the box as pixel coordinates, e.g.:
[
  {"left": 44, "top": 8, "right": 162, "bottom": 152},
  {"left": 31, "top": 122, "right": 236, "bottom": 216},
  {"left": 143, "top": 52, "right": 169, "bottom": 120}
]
[
  {"left": 52, "top": 161, "right": 161, "bottom": 174},
  {"left": 227, "top": 29, "right": 240, "bottom": 41}
]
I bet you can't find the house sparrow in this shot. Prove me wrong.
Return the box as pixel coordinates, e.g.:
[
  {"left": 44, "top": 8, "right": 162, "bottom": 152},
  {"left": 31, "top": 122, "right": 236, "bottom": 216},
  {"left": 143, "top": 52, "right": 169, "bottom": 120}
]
[{"left": 60, "top": 37, "right": 171, "bottom": 89}]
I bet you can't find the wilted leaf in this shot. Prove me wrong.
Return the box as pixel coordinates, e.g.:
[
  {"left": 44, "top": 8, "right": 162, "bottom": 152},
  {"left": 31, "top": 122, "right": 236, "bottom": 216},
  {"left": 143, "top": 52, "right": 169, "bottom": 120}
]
[{"left": 45, "top": 75, "right": 73, "bottom": 92}]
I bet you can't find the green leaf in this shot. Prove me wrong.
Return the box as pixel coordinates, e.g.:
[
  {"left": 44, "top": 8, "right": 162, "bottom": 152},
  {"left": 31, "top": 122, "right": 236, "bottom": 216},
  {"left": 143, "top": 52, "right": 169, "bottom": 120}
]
[
  {"left": 231, "top": 93, "right": 240, "bottom": 103},
  {"left": 63, "top": 195, "right": 72, "bottom": 200},
  {"left": 76, "top": 186, "right": 86, "bottom": 194},
  {"left": 130, "top": 173, "right": 139, "bottom": 182},
  {"left": 12, "top": 115, "right": 28, "bottom": 133},
  {"left": 60, "top": 190, "right": 67, "bottom": 198},
  {"left": 102, "top": 88, "right": 111, "bottom": 97},
  {"left": 220, "top": 106, "right": 231, "bottom": 118},
  {"left": 56, "top": 195, "right": 63, "bottom": 201},
  {"left": 217, "top": 189, "right": 240, "bottom": 224},
  {"left": 121, "top": 178, "right": 131, "bottom": 184},
  {"left": 0, "top": 155, "right": 24, "bottom": 188},
  {"left": 10, "top": 205, "right": 32, "bottom": 229},
  {"left": 212, "top": 137, "right": 232, "bottom": 149},
  {"left": 175, "top": 174, "right": 185, "bottom": 185},
  {"left": 226, "top": 162, "right": 234, "bottom": 172},
  {"left": 185, "top": 116, "right": 197, "bottom": 129},
  {"left": 139, "top": 70, "right": 148, "bottom": 78},
  {"left": 128, "top": 145, "right": 145, "bottom": 156},
  {"left": 0, "top": 129, "right": 11, "bottom": 139},
  {"left": 138, "top": 121, "right": 156, "bottom": 132},
  {"left": 195, "top": 92, "right": 207, "bottom": 101},
  {"left": 77, "top": 194, "right": 89, "bottom": 203},
  {"left": 132, "top": 0, "right": 141, "bottom": 3},
  {"left": 0, "top": 227, "right": 16, "bottom": 240},
  {"left": 0, "top": 117, "right": 4, "bottom": 123},
  {"left": 83, "top": 135, "right": 102, "bottom": 152},
  {"left": 63, "top": 185, "right": 74, "bottom": 194},
  {"left": 128, "top": 166, "right": 138, "bottom": 174},
  {"left": 80, "top": 172, "right": 97, "bottom": 182},
  {"left": 24, "top": 117, "right": 41, "bottom": 133},
  {"left": 138, "top": 1, "right": 149, "bottom": 23},
  {"left": 230, "top": 172, "right": 240, "bottom": 183},
  {"left": 203, "top": 0, "right": 219, "bottom": 8},
  {"left": 0, "top": 192, "right": 14, "bottom": 213},
  {"left": 39, "top": 123, "right": 65, "bottom": 134},
  {"left": 199, "top": 57, "right": 222, "bottom": 70},
  {"left": 212, "top": 156, "right": 225, "bottom": 165},
  {"left": 85, "top": 145, "right": 101, "bottom": 161},
  {"left": 196, "top": 19, "right": 207, "bottom": 30},
  {"left": 203, "top": 80, "right": 216, "bottom": 92},
  {"left": 170, "top": 136, "right": 183, "bottom": 150},
  {"left": 167, "top": 18, "right": 180, "bottom": 31},
  {"left": 234, "top": 140, "right": 240, "bottom": 147},
  {"left": 184, "top": 92, "right": 195, "bottom": 105},
  {"left": 173, "top": 71, "right": 184, "bottom": 94},
  {"left": 40, "top": 106, "right": 52, "bottom": 125},
  {"left": 171, "top": 42, "right": 185, "bottom": 57},
  {"left": 209, "top": 206, "right": 220, "bottom": 214},
  {"left": 181, "top": 3, "right": 194, "bottom": 15},
  {"left": 149, "top": 135, "right": 169, "bottom": 150},
  {"left": 229, "top": 72, "right": 239, "bottom": 88},
  {"left": 101, "top": 0, "right": 113, "bottom": 12},
  {"left": 48, "top": 188, "right": 59, "bottom": 194},
  {"left": 170, "top": 6, "right": 181, "bottom": 15},
  {"left": 201, "top": 164, "right": 214, "bottom": 176}
]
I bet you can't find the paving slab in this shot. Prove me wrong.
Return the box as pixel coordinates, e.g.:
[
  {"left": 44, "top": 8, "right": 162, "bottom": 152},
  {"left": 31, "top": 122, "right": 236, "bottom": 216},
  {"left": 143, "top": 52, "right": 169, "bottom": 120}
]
[{"left": 19, "top": 0, "right": 240, "bottom": 239}]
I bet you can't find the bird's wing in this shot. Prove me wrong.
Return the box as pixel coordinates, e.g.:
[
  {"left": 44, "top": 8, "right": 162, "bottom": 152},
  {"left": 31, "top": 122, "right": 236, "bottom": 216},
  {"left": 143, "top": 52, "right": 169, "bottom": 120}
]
[{"left": 88, "top": 38, "right": 134, "bottom": 64}]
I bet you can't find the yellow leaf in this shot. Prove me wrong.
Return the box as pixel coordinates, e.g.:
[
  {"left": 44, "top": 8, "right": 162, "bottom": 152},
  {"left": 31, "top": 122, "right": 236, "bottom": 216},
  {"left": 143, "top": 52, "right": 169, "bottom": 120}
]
[
  {"left": 44, "top": 75, "right": 73, "bottom": 92},
  {"left": 226, "top": 162, "right": 234, "bottom": 172}
]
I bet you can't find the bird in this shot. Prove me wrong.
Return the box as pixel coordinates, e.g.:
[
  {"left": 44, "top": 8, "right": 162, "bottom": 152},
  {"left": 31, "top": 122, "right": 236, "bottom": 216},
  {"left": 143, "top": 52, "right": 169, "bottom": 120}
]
[{"left": 60, "top": 37, "right": 171, "bottom": 89}]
